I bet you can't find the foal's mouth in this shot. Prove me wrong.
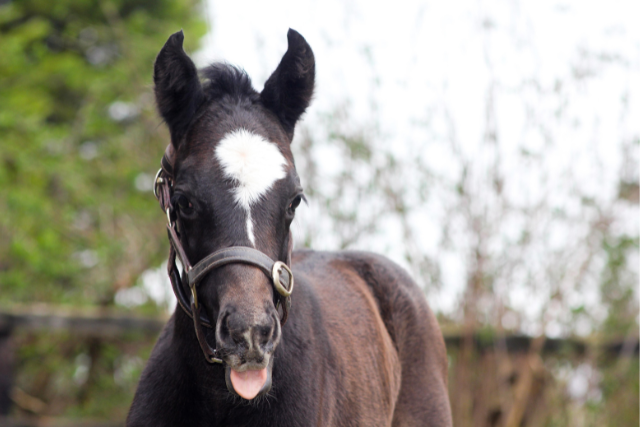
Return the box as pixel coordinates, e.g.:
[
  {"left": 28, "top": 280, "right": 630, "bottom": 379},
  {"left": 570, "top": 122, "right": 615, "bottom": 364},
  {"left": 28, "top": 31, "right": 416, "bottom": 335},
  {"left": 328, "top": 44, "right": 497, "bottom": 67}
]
[{"left": 224, "top": 357, "right": 274, "bottom": 400}]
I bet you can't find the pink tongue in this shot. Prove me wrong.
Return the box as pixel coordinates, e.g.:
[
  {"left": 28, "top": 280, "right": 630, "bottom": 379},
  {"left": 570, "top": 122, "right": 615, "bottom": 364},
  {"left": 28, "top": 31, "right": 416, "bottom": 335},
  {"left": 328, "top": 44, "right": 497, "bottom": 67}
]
[{"left": 230, "top": 368, "right": 268, "bottom": 400}]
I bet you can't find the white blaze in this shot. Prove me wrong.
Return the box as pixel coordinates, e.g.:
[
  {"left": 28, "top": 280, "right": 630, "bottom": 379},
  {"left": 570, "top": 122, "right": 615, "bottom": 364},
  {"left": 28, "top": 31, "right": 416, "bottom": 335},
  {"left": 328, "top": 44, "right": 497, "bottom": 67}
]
[{"left": 215, "top": 128, "right": 287, "bottom": 245}]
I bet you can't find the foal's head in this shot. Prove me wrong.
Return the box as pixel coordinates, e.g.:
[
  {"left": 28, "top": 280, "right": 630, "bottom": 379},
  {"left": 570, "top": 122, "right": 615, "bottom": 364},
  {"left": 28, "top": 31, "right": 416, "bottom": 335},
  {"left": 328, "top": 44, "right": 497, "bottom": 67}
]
[{"left": 153, "top": 29, "right": 314, "bottom": 399}]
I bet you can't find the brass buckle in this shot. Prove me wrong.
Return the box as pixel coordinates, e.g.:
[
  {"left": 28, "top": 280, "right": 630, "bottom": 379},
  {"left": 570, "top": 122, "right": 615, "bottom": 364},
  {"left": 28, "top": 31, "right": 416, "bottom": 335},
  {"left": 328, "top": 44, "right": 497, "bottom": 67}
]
[
  {"left": 272, "top": 261, "right": 294, "bottom": 297},
  {"left": 209, "top": 353, "right": 223, "bottom": 364}
]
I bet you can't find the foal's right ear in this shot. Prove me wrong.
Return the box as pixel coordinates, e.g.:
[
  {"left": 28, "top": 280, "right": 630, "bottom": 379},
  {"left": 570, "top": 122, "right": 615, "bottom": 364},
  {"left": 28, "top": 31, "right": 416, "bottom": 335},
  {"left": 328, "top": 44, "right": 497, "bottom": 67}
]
[{"left": 154, "top": 30, "right": 204, "bottom": 148}]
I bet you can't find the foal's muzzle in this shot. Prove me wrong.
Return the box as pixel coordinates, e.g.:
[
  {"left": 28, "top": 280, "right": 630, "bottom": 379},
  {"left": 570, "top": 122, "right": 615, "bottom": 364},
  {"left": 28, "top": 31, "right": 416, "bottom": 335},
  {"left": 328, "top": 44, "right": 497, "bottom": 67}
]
[
  {"left": 215, "top": 305, "right": 281, "bottom": 400},
  {"left": 215, "top": 306, "right": 281, "bottom": 366}
]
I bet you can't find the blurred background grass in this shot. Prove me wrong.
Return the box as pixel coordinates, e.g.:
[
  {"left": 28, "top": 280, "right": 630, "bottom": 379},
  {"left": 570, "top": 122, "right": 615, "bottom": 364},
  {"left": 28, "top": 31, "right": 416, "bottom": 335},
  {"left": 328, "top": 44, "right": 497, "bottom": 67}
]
[{"left": 0, "top": 0, "right": 637, "bottom": 426}]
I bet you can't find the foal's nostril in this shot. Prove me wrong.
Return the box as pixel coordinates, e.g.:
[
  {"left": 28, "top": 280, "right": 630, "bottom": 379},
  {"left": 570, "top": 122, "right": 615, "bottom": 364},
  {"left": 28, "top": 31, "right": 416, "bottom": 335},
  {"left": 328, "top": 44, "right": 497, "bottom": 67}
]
[
  {"left": 256, "top": 324, "right": 273, "bottom": 345},
  {"left": 218, "top": 311, "right": 231, "bottom": 342}
]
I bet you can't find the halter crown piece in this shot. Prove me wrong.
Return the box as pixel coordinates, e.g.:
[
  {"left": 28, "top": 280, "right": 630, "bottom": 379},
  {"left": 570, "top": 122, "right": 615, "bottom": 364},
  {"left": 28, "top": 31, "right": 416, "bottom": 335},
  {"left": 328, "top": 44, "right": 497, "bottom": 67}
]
[{"left": 153, "top": 144, "right": 294, "bottom": 364}]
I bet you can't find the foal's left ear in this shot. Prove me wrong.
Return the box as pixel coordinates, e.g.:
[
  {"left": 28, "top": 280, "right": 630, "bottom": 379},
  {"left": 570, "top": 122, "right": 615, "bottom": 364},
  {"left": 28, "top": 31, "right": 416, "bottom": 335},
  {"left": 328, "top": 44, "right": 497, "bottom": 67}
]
[
  {"left": 261, "top": 29, "right": 315, "bottom": 140},
  {"left": 154, "top": 30, "right": 204, "bottom": 148}
]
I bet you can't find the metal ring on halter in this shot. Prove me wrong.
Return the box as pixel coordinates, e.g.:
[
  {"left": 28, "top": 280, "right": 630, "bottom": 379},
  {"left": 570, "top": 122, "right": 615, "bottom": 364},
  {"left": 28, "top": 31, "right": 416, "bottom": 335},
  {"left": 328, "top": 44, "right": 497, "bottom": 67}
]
[
  {"left": 153, "top": 168, "right": 163, "bottom": 199},
  {"left": 272, "top": 261, "right": 294, "bottom": 297},
  {"left": 190, "top": 283, "right": 199, "bottom": 309}
]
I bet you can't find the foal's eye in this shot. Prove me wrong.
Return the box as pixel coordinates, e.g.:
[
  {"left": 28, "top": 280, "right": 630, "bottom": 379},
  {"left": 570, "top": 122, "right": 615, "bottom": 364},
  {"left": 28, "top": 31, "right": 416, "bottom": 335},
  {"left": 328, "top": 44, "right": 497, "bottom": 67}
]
[
  {"left": 288, "top": 195, "right": 303, "bottom": 214},
  {"left": 173, "top": 194, "right": 194, "bottom": 216}
]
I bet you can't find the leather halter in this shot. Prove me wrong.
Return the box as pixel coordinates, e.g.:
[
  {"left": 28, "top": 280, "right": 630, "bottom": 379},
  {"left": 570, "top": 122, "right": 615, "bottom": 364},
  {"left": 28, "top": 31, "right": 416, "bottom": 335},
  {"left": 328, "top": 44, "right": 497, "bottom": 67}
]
[{"left": 154, "top": 144, "right": 294, "bottom": 364}]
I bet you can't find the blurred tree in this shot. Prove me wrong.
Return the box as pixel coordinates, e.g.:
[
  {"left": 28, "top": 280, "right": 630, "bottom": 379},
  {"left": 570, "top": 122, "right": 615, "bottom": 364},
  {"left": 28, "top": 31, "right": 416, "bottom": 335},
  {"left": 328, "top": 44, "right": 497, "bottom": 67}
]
[
  {"left": 0, "top": 0, "right": 206, "bottom": 307},
  {"left": 288, "top": 3, "right": 638, "bottom": 424}
]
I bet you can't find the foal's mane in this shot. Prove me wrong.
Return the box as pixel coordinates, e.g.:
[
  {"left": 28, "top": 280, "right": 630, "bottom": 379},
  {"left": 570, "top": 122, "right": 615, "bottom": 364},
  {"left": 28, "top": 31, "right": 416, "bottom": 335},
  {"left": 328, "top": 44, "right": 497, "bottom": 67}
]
[{"left": 200, "top": 63, "right": 258, "bottom": 104}]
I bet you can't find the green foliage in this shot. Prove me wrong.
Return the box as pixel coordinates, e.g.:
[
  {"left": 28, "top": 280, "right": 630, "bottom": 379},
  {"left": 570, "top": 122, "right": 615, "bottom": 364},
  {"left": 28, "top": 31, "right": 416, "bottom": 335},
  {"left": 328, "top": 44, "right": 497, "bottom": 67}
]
[{"left": 0, "top": 0, "right": 206, "bottom": 306}]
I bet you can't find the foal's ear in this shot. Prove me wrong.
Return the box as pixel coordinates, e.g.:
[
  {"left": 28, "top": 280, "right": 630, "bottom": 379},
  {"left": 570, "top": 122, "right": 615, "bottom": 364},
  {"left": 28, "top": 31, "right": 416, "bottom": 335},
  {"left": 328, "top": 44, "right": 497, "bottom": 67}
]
[
  {"left": 261, "top": 29, "right": 315, "bottom": 140},
  {"left": 154, "top": 30, "right": 204, "bottom": 148}
]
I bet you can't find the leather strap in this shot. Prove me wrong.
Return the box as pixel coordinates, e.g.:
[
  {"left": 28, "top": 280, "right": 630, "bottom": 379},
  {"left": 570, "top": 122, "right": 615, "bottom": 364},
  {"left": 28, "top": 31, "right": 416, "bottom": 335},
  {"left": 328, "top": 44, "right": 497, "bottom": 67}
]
[
  {"left": 161, "top": 144, "right": 175, "bottom": 177},
  {"left": 188, "top": 247, "right": 275, "bottom": 286},
  {"left": 192, "top": 300, "right": 223, "bottom": 363},
  {"left": 167, "top": 245, "right": 213, "bottom": 327}
]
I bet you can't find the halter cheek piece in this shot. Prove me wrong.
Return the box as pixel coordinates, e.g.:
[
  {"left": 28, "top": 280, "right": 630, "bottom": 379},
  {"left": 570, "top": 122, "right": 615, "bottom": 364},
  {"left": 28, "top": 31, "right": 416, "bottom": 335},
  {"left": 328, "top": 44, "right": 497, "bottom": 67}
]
[{"left": 154, "top": 144, "right": 294, "bottom": 364}]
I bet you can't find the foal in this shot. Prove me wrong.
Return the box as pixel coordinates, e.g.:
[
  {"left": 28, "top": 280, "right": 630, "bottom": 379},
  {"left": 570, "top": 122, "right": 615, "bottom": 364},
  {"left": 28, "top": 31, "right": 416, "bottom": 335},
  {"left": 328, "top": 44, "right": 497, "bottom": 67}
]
[{"left": 127, "top": 29, "right": 452, "bottom": 427}]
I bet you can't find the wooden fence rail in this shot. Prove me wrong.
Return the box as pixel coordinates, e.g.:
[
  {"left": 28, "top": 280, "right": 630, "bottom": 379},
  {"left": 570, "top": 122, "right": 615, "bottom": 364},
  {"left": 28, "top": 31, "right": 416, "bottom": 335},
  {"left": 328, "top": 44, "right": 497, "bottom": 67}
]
[
  {"left": 0, "top": 306, "right": 637, "bottom": 355},
  {"left": 0, "top": 307, "right": 165, "bottom": 338}
]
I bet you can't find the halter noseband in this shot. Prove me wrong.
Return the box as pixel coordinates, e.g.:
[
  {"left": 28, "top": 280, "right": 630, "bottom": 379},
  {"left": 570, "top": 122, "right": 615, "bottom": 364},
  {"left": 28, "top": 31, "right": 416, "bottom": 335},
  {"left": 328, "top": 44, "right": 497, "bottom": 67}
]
[{"left": 154, "top": 144, "right": 294, "bottom": 364}]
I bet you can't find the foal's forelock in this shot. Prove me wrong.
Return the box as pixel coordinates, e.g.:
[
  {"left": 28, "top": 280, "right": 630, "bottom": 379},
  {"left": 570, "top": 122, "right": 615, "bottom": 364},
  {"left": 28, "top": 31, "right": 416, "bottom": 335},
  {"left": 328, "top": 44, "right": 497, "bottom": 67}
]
[{"left": 215, "top": 128, "right": 288, "bottom": 246}]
